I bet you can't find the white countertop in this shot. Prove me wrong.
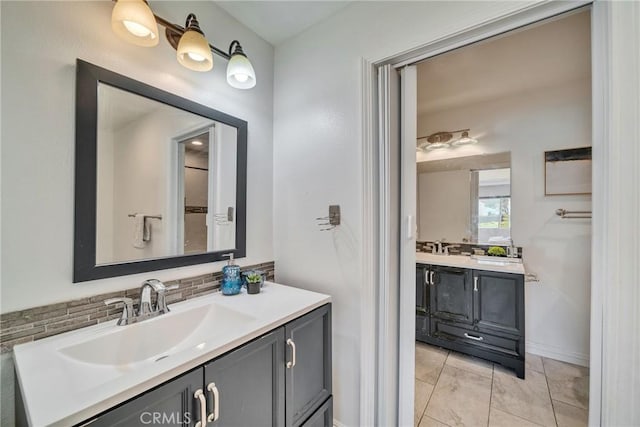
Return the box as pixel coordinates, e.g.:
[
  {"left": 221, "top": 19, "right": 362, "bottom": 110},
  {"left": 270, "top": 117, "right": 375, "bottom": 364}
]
[
  {"left": 13, "top": 283, "right": 331, "bottom": 427},
  {"left": 416, "top": 252, "right": 525, "bottom": 275}
]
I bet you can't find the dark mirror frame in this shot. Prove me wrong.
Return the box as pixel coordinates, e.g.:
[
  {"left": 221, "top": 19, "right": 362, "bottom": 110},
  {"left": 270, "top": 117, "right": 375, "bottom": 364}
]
[{"left": 74, "top": 59, "right": 247, "bottom": 283}]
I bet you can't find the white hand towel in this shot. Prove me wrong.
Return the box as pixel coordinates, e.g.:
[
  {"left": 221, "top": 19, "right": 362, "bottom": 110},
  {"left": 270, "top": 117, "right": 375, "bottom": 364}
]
[{"left": 133, "top": 214, "right": 146, "bottom": 249}]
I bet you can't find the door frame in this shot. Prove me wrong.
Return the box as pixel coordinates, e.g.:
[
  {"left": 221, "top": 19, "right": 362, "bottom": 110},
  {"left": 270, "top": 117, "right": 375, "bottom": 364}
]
[
  {"left": 361, "top": 1, "right": 605, "bottom": 425},
  {"left": 169, "top": 124, "right": 215, "bottom": 255}
]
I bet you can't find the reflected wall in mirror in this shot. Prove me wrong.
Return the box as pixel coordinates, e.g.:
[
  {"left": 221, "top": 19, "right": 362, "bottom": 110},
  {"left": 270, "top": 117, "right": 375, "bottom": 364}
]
[
  {"left": 417, "top": 152, "right": 511, "bottom": 245},
  {"left": 75, "top": 60, "right": 247, "bottom": 282}
]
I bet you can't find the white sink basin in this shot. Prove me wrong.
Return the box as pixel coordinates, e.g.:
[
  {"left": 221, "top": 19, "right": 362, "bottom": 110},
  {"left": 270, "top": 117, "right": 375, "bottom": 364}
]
[{"left": 59, "top": 304, "right": 254, "bottom": 367}]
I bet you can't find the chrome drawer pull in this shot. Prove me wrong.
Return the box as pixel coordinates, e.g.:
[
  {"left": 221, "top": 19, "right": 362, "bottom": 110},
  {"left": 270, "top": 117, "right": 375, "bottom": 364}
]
[
  {"left": 473, "top": 277, "right": 478, "bottom": 292},
  {"left": 286, "top": 338, "right": 296, "bottom": 368},
  {"left": 207, "top": 382, "right": 220, "bottom": 422},
  {"left": 464, "top": 332, "right": 484, "bottom": 341},
  {"left": 194, "top": 389, "right": 207, "bottom": 427}
]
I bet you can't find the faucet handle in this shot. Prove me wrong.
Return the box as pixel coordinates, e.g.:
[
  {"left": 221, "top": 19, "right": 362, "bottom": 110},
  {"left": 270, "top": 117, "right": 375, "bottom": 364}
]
[
  {"left": 156, "top": 284, "right": 179, "bottom": 315},
  {"left": 104, "top": 297, "right": 134, "bottom": 326}
]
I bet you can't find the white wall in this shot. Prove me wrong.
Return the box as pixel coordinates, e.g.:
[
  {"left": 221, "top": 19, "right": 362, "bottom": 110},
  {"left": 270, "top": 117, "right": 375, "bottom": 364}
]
[
  {"left": 272, "top": 2, "right": 545, "bottom": 425},
  {"left": 1, "top": 0, "right": 274, "bottom": 313},
  {"left": 418, "top": 79, "right": 592, "bottom": 365},
  {"left": 418, "top": 170, "right": 471, "bottom": 242}
]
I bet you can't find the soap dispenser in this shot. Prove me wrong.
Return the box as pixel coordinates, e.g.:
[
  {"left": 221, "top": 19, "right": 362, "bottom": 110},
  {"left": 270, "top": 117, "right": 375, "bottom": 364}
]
[{"left": 221, "top": 253, "right": 241, "bottom": 295}]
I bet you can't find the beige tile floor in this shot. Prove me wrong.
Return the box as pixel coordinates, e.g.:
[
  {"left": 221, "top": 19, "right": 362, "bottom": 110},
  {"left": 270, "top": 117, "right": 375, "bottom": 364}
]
[{"left": 415, "top": 342, "right": 589, "bottom": 427}]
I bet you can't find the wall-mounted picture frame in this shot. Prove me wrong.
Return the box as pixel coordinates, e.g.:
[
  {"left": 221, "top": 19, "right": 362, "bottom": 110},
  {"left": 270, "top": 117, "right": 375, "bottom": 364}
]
[{"left": 545, "top": 147, "right": 592, "bottom": 196}]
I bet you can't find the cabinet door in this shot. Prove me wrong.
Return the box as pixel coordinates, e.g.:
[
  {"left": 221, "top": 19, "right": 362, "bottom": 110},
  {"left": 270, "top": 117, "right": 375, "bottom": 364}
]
[
  {"left": 473, "top": 270, "right": 524, "bottom": 337},
  {"left": 87, "top": 368, "right": 202, "bottom": 427},
  {"left": 416, "top": 264, "right": 430, "bottom": 340},
  {"left": 430, "top": 266, "right": 473, "bottom": 324},
  {"left": 416, "top": 264, "right": 428, "bottom": 314},
  {"left": 285, "top": 304, "right": 332, "bottom": 427},
  {"left": 204, "top": 328, "right": 285, "bottom": 427}
]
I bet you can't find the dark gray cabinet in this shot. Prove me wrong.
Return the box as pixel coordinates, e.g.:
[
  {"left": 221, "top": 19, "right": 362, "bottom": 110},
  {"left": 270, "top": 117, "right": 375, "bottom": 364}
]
[
  {"left": 204, "top": 329, "right": 285, "bottom": 427},
  {"left": 473, "top": 270, "right": 524, "bottom": 337},
  {"left": 285, "top": 305, "right": 332, "bottom": 427},
  {"left": 79, "top": 305, "right": 332, "bottom": 427},
  {"left": 86, "top": 369, "right": 202, "bottom": 427},
  {"left": 429, "top": 266, "right": 473, "bottom": 324},
  {"left": 416, "top": 264, "right": 525, "bottom": 379}
]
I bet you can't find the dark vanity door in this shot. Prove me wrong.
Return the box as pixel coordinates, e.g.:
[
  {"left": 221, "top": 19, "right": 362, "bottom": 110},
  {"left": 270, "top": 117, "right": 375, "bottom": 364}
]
[
  {"left": 285, "top": 305, "right": 332, "bottom": 427},
  {"left": 203, "top": 328, "right": 285, "bottom": 427},
  {"left": 429, "top": 266, "right": 473, "bottom": 324},
  {"left": 416, "top": 264, "right": 430, "bottom": 341},
  {"left": 473, "top": 270, "right": 524, "bottom": 337},
  {"left": 87, "top": 368, "right": 202, "bottom": 427}
]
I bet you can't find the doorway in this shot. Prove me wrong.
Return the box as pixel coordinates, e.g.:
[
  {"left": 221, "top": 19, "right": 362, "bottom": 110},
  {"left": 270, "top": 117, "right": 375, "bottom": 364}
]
[{"left": 367, "top": 3, "right": 603, "bottom": 426}]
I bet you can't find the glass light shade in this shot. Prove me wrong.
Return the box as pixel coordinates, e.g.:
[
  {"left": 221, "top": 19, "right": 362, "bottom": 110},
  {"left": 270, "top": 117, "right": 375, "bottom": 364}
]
[
  {"left": 227, "top": 54, "right": 256, "bottom": 89},
  {"left": 424, "top": 141, "right": 450, "bottom": 150},
  {"left": 177, "top": 30, "right": 213, "bottom": 72},
  {"left": 111, "top": 0, "right": 159, "bottom": 47},
  {"left": 452, "top": 131, "right": 478, "bottom": 146},
  {"left": 417, "top": 139, "right": 449, "bottom": 151}
]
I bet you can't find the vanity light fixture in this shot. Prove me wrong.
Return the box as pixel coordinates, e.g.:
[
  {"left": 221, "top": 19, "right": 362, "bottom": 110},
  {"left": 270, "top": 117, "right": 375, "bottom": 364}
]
[
  {"left": 417, "top": 128, "right": 478, "bottom": 151},
  {"left": 191, "top": 140, "right": 203, "bottom": 146},
  {"left": 110, "top": 0, "right": 256, "bottom": 89}
]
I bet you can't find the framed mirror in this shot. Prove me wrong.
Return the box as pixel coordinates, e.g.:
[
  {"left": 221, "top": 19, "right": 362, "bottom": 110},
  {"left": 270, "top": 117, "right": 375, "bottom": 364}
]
[
  {"left": 417, "top": 152, "right": 511, "bottom": 245},
  {"left": 74, "top": 60, "right": 247, "bottom": 282}
]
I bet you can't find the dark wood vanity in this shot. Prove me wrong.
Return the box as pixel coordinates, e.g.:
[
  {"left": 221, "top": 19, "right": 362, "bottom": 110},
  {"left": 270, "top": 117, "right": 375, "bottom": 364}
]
[{"left": 416, "top": 263, "right": 525, "bottom": 378}]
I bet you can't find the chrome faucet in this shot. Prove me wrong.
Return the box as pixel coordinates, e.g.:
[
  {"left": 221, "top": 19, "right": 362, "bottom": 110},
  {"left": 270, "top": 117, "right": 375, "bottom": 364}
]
[
  {"left": 433, "top": 239, "right": 446, "bottom": 255},
  {"left": 105, "top": 279, "right": 178, "bottom": 326}
]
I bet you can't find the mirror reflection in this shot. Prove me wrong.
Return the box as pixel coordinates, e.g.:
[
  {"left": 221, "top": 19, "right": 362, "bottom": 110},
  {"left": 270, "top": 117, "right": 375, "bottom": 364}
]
[
  {"left": 417, "top": 152, "right": 511, "bottom": 245},
  {"left": 96, "top": 83, "right": 237, "bottom": 265}
]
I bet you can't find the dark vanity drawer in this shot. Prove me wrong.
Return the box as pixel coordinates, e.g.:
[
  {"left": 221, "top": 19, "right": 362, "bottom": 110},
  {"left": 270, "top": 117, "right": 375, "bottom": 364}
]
[{"left": 431, "top": 320, "right": 520, "bottom": 357}]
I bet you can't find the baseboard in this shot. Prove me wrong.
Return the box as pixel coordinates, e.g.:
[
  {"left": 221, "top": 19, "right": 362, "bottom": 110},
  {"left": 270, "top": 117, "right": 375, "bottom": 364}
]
[
  {"left": 333, "top": 419, "right": 347, "bottom": 427},
  {"left": 526, "top": 340, "right": 590, "bottom": 367}
]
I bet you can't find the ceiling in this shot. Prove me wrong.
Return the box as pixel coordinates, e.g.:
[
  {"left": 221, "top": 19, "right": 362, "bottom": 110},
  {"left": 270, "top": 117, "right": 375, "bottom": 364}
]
[
  {"left": 215, "top": 1, "right": 351, "bottom": 45},
  {"left": 417, "top": 10, "right": 590, "bottom": 116}
]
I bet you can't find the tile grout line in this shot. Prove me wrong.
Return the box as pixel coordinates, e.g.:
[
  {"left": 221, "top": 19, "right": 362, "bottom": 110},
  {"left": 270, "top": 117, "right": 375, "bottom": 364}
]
[
  {"left": 487, "top": 364, "right": 494, "bottom": 427},
  {"left": 418, "top": 348, "right": 451, "bottom": 427},
  {"left": 541, "top": 358, "right": 560, "bottom": 427}
]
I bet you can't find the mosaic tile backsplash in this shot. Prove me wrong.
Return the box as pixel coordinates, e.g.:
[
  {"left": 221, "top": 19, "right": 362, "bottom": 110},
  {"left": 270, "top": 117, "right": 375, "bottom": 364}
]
[
  {"left": 416, "top": 241, "right": 522, "bottom": 258},
  {"left": 0, "top": 261, "right": 275, "bottom": 353}
]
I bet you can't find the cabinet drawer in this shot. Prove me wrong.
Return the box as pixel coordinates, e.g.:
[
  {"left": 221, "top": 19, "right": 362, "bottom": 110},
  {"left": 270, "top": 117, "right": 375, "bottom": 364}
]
[{"left": 431, "top": 320, "right": 520, "bottom": 357}]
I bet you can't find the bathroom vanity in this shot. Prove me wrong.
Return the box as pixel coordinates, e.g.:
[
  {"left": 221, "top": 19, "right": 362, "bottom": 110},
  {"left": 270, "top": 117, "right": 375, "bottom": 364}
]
[
  {"left": 14, "top": 283, "right": 332, "bottom": 427},
  {"left": 416, "top": 253, "right": 526, "bottom": 378}
]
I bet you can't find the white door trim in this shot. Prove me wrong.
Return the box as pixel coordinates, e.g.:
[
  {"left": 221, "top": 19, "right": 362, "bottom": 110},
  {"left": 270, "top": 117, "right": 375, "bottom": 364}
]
[
  {"left": 398, "top": 65, "right": 417, "bottom": 427},
  {"left": 360, "top": 2, "right": 604, "bottom": 425}
]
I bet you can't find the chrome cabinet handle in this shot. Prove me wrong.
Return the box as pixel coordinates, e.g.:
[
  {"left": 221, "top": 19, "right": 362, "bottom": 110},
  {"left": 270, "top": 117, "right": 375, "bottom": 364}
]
[
  {"left": 430, "top": 271, "right": 435, "bottom": 286},
  {"left": 425, "top": 270, "right": 430, "bottom": 285},
  {"left": 473, "top": 277, "right": 478, "bottom": 292},
  {"left": 206, "top": 382, "right": 219, "bottom": 423},
  {"left": 194, "top": 389, "right": 207, "bottom": 427},
  {"left": 286, "top": 338, "right": 296, "bottom": 369},
  {"left": 464, "top": 332, "right": 484, "bottom": 341}
]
